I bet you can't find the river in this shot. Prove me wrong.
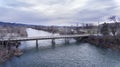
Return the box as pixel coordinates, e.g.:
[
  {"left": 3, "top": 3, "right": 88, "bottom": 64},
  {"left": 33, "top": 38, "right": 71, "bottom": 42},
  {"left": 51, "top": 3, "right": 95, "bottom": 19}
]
[{"left": 1, "top": 28, "right": 120, "bottom": 67}]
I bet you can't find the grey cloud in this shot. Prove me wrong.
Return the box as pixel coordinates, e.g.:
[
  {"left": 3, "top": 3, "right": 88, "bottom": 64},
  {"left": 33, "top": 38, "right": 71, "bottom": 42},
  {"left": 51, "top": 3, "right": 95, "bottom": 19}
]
[
  {"left": 0, "top": 0, "right": 120, "bottom": 25},
  {"left": 0, "top": 7, "right": 51, "bottom": 25},
  {"left": 0, "top": 0, "right": 33, "bottom": 8},
  {"left": 72, "top": 0, "right": 119, "bottom": 22}
]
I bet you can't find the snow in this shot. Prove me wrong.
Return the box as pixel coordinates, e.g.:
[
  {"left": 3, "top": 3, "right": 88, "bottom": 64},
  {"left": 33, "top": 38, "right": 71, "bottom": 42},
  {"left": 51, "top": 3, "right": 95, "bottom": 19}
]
[{"left": 26, "top": 28, "right": 53, "bottom": 37}]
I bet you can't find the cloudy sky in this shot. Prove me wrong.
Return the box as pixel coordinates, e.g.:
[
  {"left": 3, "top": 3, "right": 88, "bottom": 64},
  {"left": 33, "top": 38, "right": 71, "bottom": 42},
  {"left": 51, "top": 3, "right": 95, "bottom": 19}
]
[{"left": 0, "top": 0, "right": 120, "bottom": 26}]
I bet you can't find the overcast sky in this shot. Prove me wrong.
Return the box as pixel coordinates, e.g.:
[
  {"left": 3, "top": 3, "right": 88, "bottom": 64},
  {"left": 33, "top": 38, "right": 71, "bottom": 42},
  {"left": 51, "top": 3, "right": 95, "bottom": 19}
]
[{"left": 0, "top": 0, "right": 120, "bottom": 26}]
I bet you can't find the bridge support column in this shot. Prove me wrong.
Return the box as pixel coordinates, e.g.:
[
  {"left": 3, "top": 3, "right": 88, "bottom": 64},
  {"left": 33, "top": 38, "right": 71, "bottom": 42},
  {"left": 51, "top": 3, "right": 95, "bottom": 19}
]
[
  {"left": 51, "top": 39, "right": 55, "bottom": 48},
  {"left": 65, "top": 38, "right": 70, "bottom": 45},
  {"left": 36, "top": 40, "right": 38, "bottom": 49},
  {"left": 75, "top": 37, "right": 81, "bottom": 43}
]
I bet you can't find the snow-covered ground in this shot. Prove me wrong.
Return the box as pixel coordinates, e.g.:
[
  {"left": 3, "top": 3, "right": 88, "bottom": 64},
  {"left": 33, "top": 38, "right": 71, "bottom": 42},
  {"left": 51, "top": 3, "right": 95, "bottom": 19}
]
[
  {"left": 20, "top": 28, "right": 76, "bottom": 49},
  {"left": 26, "top": 28, "right": 53, "bottom": 37}
]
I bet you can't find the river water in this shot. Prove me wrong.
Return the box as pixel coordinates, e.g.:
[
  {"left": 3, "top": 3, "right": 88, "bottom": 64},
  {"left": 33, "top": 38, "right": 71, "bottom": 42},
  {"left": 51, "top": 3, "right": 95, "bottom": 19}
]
[{"left": 1, "top": 28, "right": 120, "bottom": 67}]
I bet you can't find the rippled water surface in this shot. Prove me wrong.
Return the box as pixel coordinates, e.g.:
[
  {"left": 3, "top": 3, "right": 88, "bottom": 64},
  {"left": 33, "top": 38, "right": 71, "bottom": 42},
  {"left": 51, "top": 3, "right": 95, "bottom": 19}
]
[{"left": 1, "top": 43, "right": 120, "bottom": 67}]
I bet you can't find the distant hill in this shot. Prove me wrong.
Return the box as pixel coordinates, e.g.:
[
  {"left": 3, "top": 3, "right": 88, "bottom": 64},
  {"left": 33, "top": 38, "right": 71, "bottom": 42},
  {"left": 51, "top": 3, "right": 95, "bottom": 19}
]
[
  {"left": 0, "top": 21, "right": 87, "bottom": 33},
  {"left": 0, "top": 21, "right": 81, "bottom": 29},
  {"left": 0, "top": 21, "right": 36, "bottom": 27}
]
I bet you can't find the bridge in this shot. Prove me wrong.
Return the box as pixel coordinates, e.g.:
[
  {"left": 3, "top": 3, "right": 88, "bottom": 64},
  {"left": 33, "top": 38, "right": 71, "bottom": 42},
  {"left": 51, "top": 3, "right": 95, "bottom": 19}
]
[{"left": 0, "top": 34, "right": 91, "bottom": 49}]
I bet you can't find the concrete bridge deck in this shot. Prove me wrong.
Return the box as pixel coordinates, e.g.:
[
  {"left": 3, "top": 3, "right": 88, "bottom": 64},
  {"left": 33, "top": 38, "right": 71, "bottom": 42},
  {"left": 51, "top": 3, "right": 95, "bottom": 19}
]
[
  {"left": 0, "top": 34, "right": 91, "bottom": 49},
  {"left": 0, "top": 34, "right": 91, "bottom": 41}
]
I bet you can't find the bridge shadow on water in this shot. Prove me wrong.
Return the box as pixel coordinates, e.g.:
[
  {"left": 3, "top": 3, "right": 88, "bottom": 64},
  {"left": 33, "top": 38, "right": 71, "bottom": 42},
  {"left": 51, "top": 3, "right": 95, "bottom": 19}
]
[{"left": 20, "top": 40, "right": 86, "bottom": 55}]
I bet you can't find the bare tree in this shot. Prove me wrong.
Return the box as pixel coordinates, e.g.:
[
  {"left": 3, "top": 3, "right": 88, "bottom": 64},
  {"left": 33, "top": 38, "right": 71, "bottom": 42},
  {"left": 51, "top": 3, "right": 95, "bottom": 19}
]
[
  {"left": 110, "top": 23, "right": 118, "bottom": 36},
  {"left": 108, "top": 16, "right": 118, "bottom": 36},
  {"left": 100, "top": 22, "right": 110, "bottom": 36},
  {"left": 108, "top": 16, "right": 117, "bottom": 22},
  {"left": 0, "top": 29, "right": 7, "bottom": 48}
]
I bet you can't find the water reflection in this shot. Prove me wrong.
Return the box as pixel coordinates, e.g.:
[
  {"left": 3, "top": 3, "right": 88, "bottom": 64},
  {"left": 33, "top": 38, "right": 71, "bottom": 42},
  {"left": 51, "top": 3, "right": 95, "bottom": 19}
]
[{"left": 1, "top": 43, "right": 120, "bottom": 67}]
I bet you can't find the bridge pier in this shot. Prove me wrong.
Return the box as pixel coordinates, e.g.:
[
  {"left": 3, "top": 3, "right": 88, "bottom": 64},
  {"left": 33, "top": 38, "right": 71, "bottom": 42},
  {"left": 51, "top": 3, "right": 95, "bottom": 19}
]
[
  {"left": 75, "top": 36, "right": 89, "bottom": 43},
  {"left": 75, "top": 37, "right": 81, "bottom": 43},
  {"left": 51, "top": 39, "right": 55, "bottom": 48},
  {"left": 36, "top": 40, "right": 38, "bottom": 49},
  {"left": 65, "top": 38, "right": 70, "bottom": 45}
]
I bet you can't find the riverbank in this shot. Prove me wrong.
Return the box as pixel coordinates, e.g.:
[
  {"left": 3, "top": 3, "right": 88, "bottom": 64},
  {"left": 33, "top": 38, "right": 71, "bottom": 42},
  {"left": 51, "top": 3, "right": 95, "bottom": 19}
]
[
  {"left": 0, "top": 47, "right": 12, "bottom": 63},
  {"left": 0, "top": 41, "right": 23, "bottom": 63},
  {"left": 0, "top": 27, "right": 27, "bottom": 63},
  {"left": 80, "top": 36, "right": 120, "bottom": 50}
]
